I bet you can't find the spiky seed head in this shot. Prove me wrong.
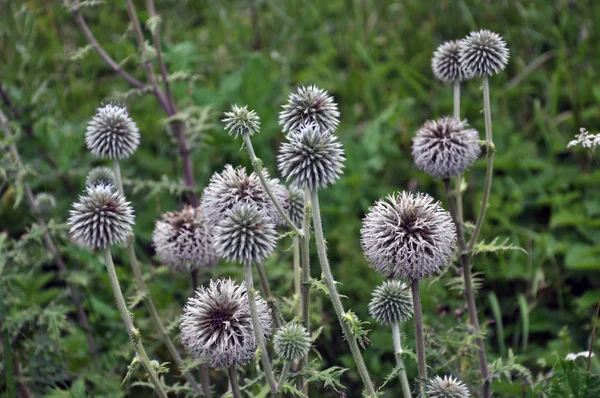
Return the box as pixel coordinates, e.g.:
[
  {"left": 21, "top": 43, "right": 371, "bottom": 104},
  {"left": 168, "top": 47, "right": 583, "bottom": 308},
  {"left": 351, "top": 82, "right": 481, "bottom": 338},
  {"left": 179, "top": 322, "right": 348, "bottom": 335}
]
[
  {"left": 431, "top": 40, "right": 468, "bottom": 83},
  {"left": 180, "top": 278, "right": 272, "bottom": 369},
  {"left": 222, "top": 104, "right": 261, "bottom": 138},
  {"left": 412, "top": 117, "right": 481, "bottom": 179},
  {"left": 361, "top": 192, "right": 456, "bottom": 280},
  {"left": 213, "top": 205, "right": 278, "bottom": 265},
  {"left": 279, "top": 85, "right": 340, "bottom": 134},
  {"left": 368, "top": 280, "right": 414, "bottom": 324},
  {"left": 277, "top": 124, "right": 345, "bottom": 191},
  {"left": 85, "top": 103, "right": 140, "bottom": 159},
  {"left": 34, "top": 193, "right": 56, "bottom": 216},
  {"left": 68, "top": 184, "right": 134, "bottom": 250},
  {"left": 459, "top": 30, "right": 509, "bottom": 78},
  {"left": 274, "top": 323, "right": 311, "bottom": 362},
  {"left": 86, "top": 166, "right": 116, "bottom": 189},
  {"left": 201, "top": 165, "right": 287, "bottom": 225},
  {"left": 285, "top": 186, "right": 305, "bottom": 227},
  {"left": 152, "top": 206, "right": 218, "bottom": 271},
  {"left": 426, "top": 375, "right": 470, "bottom": 398}
]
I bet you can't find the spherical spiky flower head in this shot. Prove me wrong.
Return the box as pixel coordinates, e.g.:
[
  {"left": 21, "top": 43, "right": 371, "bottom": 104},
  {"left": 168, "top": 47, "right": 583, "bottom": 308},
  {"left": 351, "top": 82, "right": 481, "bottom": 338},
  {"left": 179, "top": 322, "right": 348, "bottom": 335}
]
[
  {"left": 34, "top": 193, "right": 56, "bottom": 216},
  {"left": 412, "top": 117, "right": 481, "bottom": 179},
  {"left": 274, "top": 323, "right": 311, "bottom": 362},
  {"left": 180, "top": 278, "right": 272, "bottom": 369},
  {"left": 201, "top": 165, "right": 287, "bottom": 226},
  {"left": 85, "top": 103, "right": 140, "bottom": 159},
  {"left": 277, "top": 124, "right": 345, "bottom": 191},
  {"left": 68, "top": 184, "right": 134, "bottom": 250},
  {"left": 152, "top": 206, "right": 218, "bottom": 271},
  {"left": 432, "top": 40, "right": 468, "bottom": 83},
  {"left": 213, "top": 205, "right": 278, "bottom": 265},
  {"left": 222, "top": 104, "right": 261, "bottom": 138},
  {"left": 86, "top": 166, "right": 116, "bottom": 189},
  {"left": 426, "top": 375, "right": 470, "bottom": 398},
  {"left": 361, "top": 192, "right": 456, "bottom": 280},
  {"left": 368, "top": 280, "right": 413, "bottom": 324},
  {"left": 285, "top": 186, "right": 305, "bottom": 228},
  {"left": 279, "top": 85, "right": 340, "bottom": 134},
  {"left": 459, "top": 30, "right": 509, "bottom": 78}
]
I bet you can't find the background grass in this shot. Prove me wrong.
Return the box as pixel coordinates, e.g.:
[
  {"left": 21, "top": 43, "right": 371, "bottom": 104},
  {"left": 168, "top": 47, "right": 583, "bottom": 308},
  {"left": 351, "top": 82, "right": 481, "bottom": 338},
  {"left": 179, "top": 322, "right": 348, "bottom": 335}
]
[{"left": 2, "top": 0, "right": 600, "bottom": 396}]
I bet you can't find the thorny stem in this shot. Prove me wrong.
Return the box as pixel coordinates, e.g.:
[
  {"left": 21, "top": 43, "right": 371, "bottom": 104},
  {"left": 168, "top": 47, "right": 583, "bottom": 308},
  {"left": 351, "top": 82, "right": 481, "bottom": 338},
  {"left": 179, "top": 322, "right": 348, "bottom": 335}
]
[
  {"left": 392, "top": 322, "right": 412, "bottom": 398},
  {"left": 255, "top": 261, "right": 284, "bottom": 329},
  {"left": 293, "top": 236, "right": 301, "bottom": 317},
  {"left": 244, "top": 261, "right": 279, "bottom": 396},
  {"left": 103, "top": 249, "right": 168, "bottom": 398},
  {"left": 587, "top": 299, "right": 600, "bottom": 372},
  {"left": 228, "top": 367, "right": 242, "bottom": 398},
  {"left": 242, "top": 134, "right": 304, "bottom": 237},
  {"left": 310, "top": 190, "right": 376, "bottom": 396},
  {"left": 112, "top": 160, "right": 206, "bottom": 396},
  {"left": 0, "top": 108, "right": 100, "bottom": 368},
  {"left": 297, "top": 191, "right": 312, "bottom": 393},
  {"left": 410, "top": 280, "right": 427, "bottom": 398},
  {"left": 278, "top": 362, "right": 292, "bottom": 386}
]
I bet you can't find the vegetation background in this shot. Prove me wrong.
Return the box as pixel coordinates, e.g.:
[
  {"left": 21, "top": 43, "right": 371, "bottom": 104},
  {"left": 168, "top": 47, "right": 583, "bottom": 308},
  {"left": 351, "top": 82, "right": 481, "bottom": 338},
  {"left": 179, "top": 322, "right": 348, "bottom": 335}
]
[{"left": 1, "top": 0, "right": 600, "bottom": 396}]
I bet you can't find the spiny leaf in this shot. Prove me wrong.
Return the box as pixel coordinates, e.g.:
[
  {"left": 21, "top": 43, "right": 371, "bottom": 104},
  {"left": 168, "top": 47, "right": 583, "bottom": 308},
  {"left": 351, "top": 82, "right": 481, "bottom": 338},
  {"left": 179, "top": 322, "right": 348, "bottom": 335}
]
[{"left": 470, "top": 237, "right": 527, "bottom": 256}]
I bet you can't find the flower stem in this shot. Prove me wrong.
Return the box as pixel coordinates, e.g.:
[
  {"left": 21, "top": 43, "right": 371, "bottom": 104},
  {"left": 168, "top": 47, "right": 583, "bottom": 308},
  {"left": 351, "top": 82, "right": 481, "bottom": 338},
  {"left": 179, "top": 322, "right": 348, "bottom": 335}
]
[
  {"left": 392, "top": 322, "right": 412, "bottom": 398},
  {"left": 256, "top": 261, "right": 283, "bottom": 329},
  {"left": 244, "top": 261, "right": 279, "bottom": 395},
  {"left": 310, "top": 190, "right": 376, "bottom": 396},
  {"left": 453, "top": 81, "right": 460, "bottom": 120},
  {"left": 410, "top": 280, "right": 426, "bottom": 398},
  {"left": 227, "top": 367, "right": 242, "bottom": 398},
  {"left": 293, "top": 236, "right": 301, "bottom": 317},
  {"left": 242, "top": 134, "right": 304, "bottom": 237},
  {"left": 297, "top": 191, "right": 312, "bottom": 393},
  {"left": 112, "top": 160, "right": 207, "bottom": 396},
  {"left": 103, "top": 249, "right": 168, "bottom": 398},
  {"left": 452, "top": 82, "right": 464, "bottom": 224},
  {"left": 278, "top": 362, "right": 292, "bottom": 386}
]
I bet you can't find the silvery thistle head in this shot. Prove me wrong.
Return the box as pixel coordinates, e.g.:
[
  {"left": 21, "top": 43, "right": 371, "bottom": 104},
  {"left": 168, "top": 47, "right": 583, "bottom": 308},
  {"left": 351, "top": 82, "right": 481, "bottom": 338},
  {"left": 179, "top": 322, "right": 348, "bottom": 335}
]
[
  {"left": 360, "top": 192, "right": 456, "bottom": 280},
  {"left": 201, "top": 164, "right": 287, "bottom": 225},
  {"left": 152, "top": 206, "right": 218, "bottom": 271},
  {"left": 279, "top": 85, "right": 340, "bottom": 134},
  {"left": 34, "top": 193, "right": 56, "bottom": 216},
  {"left": 431, "top": 40, "right": 468, "bottom": 83},
  {"left": 213, "top": 205, "right": 278, "bottom": 266},
  {"left": 285, "top": 186, "right": 305, "bottom": 227},
  {"left": 85, "top": 103, "right": 140, "bottom": 159},
  {"left": 277, "top": 124, "right": 345, "bottom": 191},
  {"left": 180, "top": 278, "right": 272, "bottom": 369},
  {"left": 68, "top": 184, "right": 134, "bottom": 250},
  {"left": 86, "top": 166, "right": 116, "bottom": 189},
  {"left": 222, "top": 104, "right": 261, "bottom": 138},
  {"left": 368, "top": 280, "right": 414, "bottom": 325},
  {"left": 459, "top": 30, "right": 509, "bottom": 78},
  {"left": 412, "top": 117, "right": 481, "bottom": 179},
  {"left": 274, "top": 322, "right": 311, "bottom": 362},
  {"left": 426, "top": 375, "right": 470, "bottom": 398}
]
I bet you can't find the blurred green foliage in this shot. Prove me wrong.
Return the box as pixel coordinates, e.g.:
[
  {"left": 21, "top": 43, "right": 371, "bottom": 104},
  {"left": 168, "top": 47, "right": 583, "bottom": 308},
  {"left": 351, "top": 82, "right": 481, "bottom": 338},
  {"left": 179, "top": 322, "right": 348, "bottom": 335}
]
[{"left": 2, "top": 0, "right": 600, "bottom": 396}]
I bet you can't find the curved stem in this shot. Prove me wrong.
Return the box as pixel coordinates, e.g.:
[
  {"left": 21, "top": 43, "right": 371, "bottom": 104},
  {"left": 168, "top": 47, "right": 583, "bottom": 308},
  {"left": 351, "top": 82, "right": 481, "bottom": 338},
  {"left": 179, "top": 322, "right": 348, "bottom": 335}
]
[
  {"left": 410, "top": 280, "right": 426, "bottom": 398},
  {"left": 242, "top": 134, "right": 304, "bottom": 237},
  {"left": 392, "top": 322, "right": 412, "bottom": 398},
  {"left": 227, "top": 367, "right": 242, "bottom": 398},
  {"left": 103, "top": 249, "right": 168, "bottom": 398},
  {"left": 244, "top": 262, "right": 279, "bottom": 395},
  {"left": 278, "top": 362, "right": 292, "bottom": 386},
  {"left": 310, "top": 190, "right": 376, "bottom": 396},
  {"left": 297, "top": 191, "right": 312, "bottom": 393},
  {"left": 255, "top": 261, "right": 283, "bottom": 329}
]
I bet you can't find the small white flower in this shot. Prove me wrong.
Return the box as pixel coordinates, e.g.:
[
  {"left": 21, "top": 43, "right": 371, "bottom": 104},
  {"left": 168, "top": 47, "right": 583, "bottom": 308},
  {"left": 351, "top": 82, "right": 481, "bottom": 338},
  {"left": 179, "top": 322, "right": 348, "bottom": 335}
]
[
  {"left": 567, "top": 128, "right": 600, "bottom": 150},
  {"left": 565, "top": 351, "right": 595, "bottom": 361}
]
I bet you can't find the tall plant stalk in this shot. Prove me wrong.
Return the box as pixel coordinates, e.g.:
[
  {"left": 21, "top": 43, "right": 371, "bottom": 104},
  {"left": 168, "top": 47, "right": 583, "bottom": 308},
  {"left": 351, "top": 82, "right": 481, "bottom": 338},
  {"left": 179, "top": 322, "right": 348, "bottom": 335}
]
[
  {"left": 112, "top": 160, "right": 207, "bottom": 397},
  {"left": 227, "top": 367, "right": 242, "bottom": 398},
  {"left": 310, "top": 190, "right": 376, "bottom": 396},
  {"left": 298, "top": 191, "right": 312, "bottom": 393},
  {"left": 255, "top": 261, "right": 283, "bottom": 328},
  {"left": 410, "top": 280, "right": 427, "bottom": 398},
  {"left": 102, "top": 249, "right": 168, "bottom": 398},
  {"left": 391, "top": 322, "right": 412, "bottom": 398}
]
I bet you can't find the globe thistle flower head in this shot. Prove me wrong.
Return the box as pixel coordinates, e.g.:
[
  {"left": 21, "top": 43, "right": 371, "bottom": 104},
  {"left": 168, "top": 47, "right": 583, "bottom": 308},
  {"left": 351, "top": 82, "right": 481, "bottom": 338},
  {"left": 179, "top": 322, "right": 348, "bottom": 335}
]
[
  {"left": 285, "top": 186, "right": 305, "bottom": 228},
  {"left": 459, "top": 30, "right": 509, "bottom": 78},
  {"left": 277, "top": 124, "right": 345, "bottom": 191},
  {"left": 361, "top": 191, "right": 456, "bottom": 280},
  {"left": 368, "top": 280, "right": 413, "bottom": 324},
  {"left": 180, "top": 278, "right": 272, "bottom": 369},
  {"left": 68, "top": 184, "right": 134, "bottom": 250},
  {"left": 426, "top": 375, "right": 470, "bottom": 398},
  {"left": 274, "top": 323, "right": 311, "bottom": 362},
  {"left": 86, "top": 166, "right": 116, "bottom": 189},
  {"left": 152, "top": 206, "right": 218, "bottom": 271},
  {"left": 431, "top": 40, "right": 468, "bottom": 83},
  {"left": 213, "top": 205, "right": 278, "bottom": 265},
  {"left": 412, "top": 117, "right": 481, "bottom": 179},
  {"left": 85, "top": 103, "right": 140, "bottom": 159},
  {"left": 34, "top": 193, "right": 56, "bottom": 216},
  {"left": 222, "top": 104, "right": 261, "bottom": 138},
  {"left": 201, "top": 165, "right": 287, "bottom": 225},
  {"left": 279, "top": 85, "right": 340, "bottom": 134}
]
